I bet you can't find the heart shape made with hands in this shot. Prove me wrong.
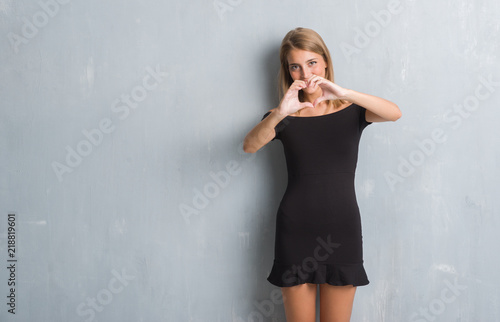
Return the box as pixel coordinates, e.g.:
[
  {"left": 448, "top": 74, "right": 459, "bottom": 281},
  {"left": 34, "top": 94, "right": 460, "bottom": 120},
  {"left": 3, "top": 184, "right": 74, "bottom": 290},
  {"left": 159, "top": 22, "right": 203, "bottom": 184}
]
[{"left": 301, "top": 76, "right": 343, "bottom": 107}]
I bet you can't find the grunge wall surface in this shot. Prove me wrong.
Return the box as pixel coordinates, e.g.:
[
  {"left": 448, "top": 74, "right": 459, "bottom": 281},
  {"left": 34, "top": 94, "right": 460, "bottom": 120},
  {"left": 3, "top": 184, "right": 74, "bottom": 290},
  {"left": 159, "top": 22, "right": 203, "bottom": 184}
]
[{"left": 1, "top": 0, "right": 499, "bottom": 321}]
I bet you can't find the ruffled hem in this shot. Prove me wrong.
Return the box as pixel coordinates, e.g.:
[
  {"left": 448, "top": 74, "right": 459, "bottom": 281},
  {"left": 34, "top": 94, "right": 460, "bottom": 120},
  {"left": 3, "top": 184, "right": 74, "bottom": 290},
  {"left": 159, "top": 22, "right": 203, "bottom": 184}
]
[{"left": 266, "top": 260, "right": 369, "bottom": 287}]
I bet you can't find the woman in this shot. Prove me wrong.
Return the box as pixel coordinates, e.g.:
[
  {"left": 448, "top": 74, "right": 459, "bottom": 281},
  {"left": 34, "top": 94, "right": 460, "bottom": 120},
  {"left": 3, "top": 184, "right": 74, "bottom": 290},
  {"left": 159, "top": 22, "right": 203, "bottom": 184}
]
[{"left": 243, "top": 27, "right": 401, "bottom": 322}]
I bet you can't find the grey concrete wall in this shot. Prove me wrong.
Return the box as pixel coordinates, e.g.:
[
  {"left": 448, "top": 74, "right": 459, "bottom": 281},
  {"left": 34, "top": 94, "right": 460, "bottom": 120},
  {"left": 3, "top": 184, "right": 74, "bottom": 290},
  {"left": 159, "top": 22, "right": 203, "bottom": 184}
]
[{"left": 1, "top": 0, "right": 499, "bottom": 321}]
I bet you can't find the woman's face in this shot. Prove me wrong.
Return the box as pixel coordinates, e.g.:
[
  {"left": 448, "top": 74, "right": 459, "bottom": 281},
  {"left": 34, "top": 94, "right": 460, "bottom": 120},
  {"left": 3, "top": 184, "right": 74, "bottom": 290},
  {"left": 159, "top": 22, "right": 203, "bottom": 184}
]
[{"left": 287, "top": 49, "right": 327, "bottom": 95}]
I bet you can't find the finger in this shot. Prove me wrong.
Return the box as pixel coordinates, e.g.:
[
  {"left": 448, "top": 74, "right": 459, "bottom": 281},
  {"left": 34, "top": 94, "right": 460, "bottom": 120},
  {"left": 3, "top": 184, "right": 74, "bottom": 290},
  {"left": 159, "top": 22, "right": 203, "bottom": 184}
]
[
  {"left": 298, "top": 81, "right": 309, "bottom": 89},
  {"left": 288, "top": 83, "right": 303, "bottom": 93},
  {"left": 310, "top": 76, "right": 325, "bottom": 87},
  {"left": 308, "top": 76, "right": 324, "bottom": 89},
  {"left": 310, "top": 82, "right": 318, "bottom": 91},
  {"left": 293, "top": 79, "right": 308, "bottom": 86},
  {"left": 305, "top": 75, "right": 317, "bottom": 87},
  {"left": 290, "top": 81, "right": 307, "bottom": 91},
  {"left": 301, "top": 101, "right": 314, "bottom": 109}
]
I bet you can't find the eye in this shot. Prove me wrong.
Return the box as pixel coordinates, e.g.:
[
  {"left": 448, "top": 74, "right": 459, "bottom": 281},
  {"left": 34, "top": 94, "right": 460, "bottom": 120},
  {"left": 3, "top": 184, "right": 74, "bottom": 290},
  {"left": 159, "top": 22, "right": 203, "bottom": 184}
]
[
  {"left": 289, "top": 65, "right": 298, "bottom": 71},
  {"left": 309, "top": 61, "right": 317, "bottom": 66}
]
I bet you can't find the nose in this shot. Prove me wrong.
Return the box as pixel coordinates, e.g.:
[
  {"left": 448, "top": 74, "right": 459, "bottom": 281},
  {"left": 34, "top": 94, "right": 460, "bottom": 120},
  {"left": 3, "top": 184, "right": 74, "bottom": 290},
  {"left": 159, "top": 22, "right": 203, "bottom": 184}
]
[{"left": 301, "top": 68, "right": 311, "bottom": 80}]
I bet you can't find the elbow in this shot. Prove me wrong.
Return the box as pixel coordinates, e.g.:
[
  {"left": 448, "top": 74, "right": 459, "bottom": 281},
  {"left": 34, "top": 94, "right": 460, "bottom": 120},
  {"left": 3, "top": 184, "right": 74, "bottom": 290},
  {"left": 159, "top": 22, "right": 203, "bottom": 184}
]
[
  {"left": 391, "top": 106, "right": 402, "bottom": 121},
  {"left": 242, "top": 141, "right": 257, "bottom": 154}
]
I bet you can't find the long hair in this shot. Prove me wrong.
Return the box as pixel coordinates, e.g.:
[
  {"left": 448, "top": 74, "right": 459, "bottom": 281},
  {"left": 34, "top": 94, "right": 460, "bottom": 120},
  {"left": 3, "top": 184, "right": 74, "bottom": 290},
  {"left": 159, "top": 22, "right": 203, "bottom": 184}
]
[{"left": 278, "top": 27, "right": 347, "bottom": 114}]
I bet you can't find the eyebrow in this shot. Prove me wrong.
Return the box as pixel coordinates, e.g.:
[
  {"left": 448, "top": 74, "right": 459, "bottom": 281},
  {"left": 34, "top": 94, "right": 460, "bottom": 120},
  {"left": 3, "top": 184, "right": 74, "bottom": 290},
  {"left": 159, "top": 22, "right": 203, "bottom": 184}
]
[{"left": 288, "top": 58, "right": 317, "bottom": 65}]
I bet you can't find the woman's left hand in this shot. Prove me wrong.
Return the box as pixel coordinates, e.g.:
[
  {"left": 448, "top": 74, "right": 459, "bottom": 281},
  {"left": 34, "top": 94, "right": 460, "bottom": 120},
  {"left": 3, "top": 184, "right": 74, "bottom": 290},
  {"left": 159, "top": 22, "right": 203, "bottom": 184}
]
[{"left": 306, "top": 75, "right": 348, "bottom": 107}]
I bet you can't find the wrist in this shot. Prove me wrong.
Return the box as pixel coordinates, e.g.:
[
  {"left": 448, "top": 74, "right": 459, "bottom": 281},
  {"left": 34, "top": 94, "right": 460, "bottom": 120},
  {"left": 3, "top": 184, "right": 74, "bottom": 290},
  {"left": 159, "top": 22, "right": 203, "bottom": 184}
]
[
  {"left": 272, "top": 108, "right": 288, "bottom": 120},
  {"left": 340, "top": 88, "right": 355, "bottom": 101}
]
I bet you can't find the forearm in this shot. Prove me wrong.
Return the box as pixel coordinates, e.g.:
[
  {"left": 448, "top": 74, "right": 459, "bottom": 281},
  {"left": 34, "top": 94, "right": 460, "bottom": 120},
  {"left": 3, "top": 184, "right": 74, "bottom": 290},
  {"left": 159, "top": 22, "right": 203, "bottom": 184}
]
[
  {"left": 243, "top": 109, "right": 286, "bottom": 153},
  {"left": 341, "top": 89, "right": 401, "bottom": 121}
]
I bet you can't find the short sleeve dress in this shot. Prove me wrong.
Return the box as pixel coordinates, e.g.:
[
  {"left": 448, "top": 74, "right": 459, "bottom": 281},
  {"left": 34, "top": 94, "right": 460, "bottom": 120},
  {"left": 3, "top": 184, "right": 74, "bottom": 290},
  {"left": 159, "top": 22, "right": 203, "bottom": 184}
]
[{"left": 261, "top": 103, "right": 372, "bottom": 287}]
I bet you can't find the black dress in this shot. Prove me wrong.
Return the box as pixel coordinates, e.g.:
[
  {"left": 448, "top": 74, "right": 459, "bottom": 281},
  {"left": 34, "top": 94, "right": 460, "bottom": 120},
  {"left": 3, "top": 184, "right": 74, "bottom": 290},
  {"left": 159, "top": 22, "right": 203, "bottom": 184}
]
[{"left": 261, "top": 103, "right": 372, "bottom": 287}]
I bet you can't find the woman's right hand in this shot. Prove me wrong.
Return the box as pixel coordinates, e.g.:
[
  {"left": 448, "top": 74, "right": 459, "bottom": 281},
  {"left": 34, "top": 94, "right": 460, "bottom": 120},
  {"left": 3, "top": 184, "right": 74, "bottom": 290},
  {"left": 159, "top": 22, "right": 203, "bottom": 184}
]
[
  {"left": 243, "top": 81, "right": 313, "bottom": 153},
  {"left": 277, "top": 80, "right": 314, "bottom": 116}
]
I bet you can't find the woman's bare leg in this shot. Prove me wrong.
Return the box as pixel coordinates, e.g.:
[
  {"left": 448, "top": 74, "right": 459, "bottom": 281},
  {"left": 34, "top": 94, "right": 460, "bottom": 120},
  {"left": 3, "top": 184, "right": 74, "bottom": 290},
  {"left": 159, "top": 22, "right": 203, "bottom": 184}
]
[
  {"left": 281, "top": 283, "right": 317, "bottom": 322},
  {"left": 319, "top": 284, "right": 356, "bottom": 322}
]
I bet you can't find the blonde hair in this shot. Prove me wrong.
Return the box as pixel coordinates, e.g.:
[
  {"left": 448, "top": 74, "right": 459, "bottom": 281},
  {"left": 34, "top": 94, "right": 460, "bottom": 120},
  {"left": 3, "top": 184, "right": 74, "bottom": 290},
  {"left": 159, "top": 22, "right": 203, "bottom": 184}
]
[{"left": 278, "top": 27, "right": 347, "bottom": 114}]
